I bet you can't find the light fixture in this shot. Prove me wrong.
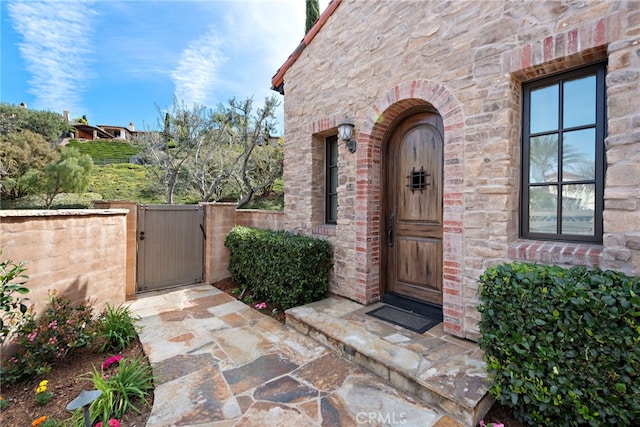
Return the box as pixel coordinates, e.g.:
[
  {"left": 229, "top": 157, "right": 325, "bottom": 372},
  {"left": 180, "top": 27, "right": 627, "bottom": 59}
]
[{"left": 338, "top": 116, "right": 356, "bottom": 153}]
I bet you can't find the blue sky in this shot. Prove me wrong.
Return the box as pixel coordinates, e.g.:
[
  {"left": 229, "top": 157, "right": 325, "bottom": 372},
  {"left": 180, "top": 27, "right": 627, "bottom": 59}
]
[{"left": 1, "top": 0, "right": 329, "bottom": 133}]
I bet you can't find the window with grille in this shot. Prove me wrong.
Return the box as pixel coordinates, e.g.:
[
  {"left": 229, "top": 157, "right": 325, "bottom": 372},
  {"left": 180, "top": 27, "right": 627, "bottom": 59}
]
[
  {"left": 521, "top": 62, "right": 606, "bottom": 243},
  {"left": 326, "top": 135, "right": 338, "bottom": 224}
]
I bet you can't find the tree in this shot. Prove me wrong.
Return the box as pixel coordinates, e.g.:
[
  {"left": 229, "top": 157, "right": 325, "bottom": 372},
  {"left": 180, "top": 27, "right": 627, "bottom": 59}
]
[
  {"left": 189, "top": 96, "right": 282, "bottom": 207},
  {"left": 229, "top": 96, "right": 283, "bottom": 208},
  {"left": 306, "top": 0, "right": 320, "bottom": 33},
  {"left": 22, "top": 146, "right": 93, "bottom": 209},
  {"left": 0, "top": 103, "right": 70, "bottom": 145},
  {"left": 136, "top": 96, "right": 283, "bottom": 207},
  {"left": 135, "top": 98, "right": 211, "bottom": 204},
  {"left": 0, "top": 130, "right": 58, "bottom": 202}
]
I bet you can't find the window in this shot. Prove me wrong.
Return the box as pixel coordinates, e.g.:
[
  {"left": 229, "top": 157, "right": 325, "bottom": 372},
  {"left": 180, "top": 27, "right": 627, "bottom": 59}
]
[
  {"left": 521, "top": 63, "right": 606, "bottom": 243},
  {"left": 326, "top": 135, "right": 338, "bottom": 224}
]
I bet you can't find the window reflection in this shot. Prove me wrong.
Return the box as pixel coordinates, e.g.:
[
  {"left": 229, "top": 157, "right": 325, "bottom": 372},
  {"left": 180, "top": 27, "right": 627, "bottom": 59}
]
[
  {"left": 562, "top": 128, "right": 595, "bottom": 181},
  {"left": 530, "top": 84, "right": 559, "bottom": 134},
  {"left": 563, "top": 76, "right": 596, "bottom": 128},
  {"left": 561, "top": 184, "right": 595, "bottom": 235},
  {"left": 529, "top": 186, "right": 558, "bottom": 233},
  {"left": 529, "top": 135, "right": 558, "bottom": 183}
]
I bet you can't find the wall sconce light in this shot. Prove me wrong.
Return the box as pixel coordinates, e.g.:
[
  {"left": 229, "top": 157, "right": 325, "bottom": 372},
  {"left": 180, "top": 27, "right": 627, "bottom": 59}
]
[{"left": 338, "top": 116, "right": 356, "bottom": 153}]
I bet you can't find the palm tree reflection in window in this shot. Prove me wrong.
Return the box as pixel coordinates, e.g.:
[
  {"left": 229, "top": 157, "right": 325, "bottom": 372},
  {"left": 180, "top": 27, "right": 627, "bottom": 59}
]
[{"left": 528, "top": 134, "right": 595, "bottom": 235}]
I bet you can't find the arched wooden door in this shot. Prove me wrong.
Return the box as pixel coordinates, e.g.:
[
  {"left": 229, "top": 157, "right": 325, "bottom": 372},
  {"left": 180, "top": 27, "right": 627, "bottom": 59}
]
[{"left": 383, "top": 112, "right": 444, "bottom": 306}]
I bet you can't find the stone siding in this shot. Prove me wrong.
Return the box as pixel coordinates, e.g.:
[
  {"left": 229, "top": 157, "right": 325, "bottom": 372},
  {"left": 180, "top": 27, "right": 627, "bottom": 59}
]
[{"left": 280, "top": 0, "right": 640, "bottom": 340}]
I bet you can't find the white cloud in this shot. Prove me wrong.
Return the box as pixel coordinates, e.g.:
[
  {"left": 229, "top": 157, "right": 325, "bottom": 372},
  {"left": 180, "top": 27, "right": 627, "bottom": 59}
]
[
  {"left": 7, "top": 0, "right": 96, "bottom": 115},
  {"left": 171, "top": 26, "right": 226, "bottom": 107},
  {"left": 169, "top": 0, "right": 328, "bottom": 128}
]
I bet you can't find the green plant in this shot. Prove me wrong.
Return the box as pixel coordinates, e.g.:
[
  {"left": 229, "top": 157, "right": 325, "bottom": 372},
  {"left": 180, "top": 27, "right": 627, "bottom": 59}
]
[
  {"left": 478, "top": 262, "right": 640, "bottom": 426},
  {"left": 1, "top": 291, "right": 97, "bottom": 383},
  {"left": 79, "top": 356, "right": 153, "bottom": 424},
  {"left": 225, "top": 226, "right": 332, "bottom": 309},
  {"left": 22, "top": 146, "right": 93, "bottom": 209},
  {"left": 0, "top": 395, "right": 8, "bottom": 411},
  {"left": 34, "top": 379, "right": 53, "bottom": 405},
  {"left": 96, "top": 304, "right": 139, "bottom": 353},
  {"left": 0, "top": 251, "right": 29, "bottom": 344},
  {"left": 40, "top": 418, "right": 64, "bottom": 427}
]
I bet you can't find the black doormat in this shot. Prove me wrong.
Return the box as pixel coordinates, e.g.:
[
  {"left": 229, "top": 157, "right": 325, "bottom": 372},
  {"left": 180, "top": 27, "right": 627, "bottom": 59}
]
[{"left": 366, "top": 305, "right": 441, "bottom": 334}]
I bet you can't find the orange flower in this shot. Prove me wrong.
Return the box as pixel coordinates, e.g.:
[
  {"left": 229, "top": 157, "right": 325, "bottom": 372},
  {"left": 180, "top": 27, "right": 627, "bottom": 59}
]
[{"left": 32, "top": 416, "right": 47, "bottom": 426}]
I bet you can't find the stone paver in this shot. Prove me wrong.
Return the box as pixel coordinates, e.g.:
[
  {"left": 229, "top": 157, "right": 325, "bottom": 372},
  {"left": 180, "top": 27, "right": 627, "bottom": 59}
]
[{"left": 128, "top": 285, "right": 449, "bottom": 426}]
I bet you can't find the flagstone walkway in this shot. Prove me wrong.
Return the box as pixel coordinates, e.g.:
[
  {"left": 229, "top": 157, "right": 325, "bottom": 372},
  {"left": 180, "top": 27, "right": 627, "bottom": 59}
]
[{"left": 127, "top": 284, "right": 463, "bottom": 426}]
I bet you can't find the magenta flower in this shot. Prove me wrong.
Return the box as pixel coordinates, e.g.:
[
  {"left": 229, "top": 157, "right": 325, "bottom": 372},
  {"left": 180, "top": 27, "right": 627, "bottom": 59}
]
[
  {"left": 254, "top": 302, "right": 267, "bottom": 310},
  {"left": 96, "top": 417, "right": 120, "bottom": 427},
  {"left": 102, "top": 355, "right": 123, "bottom": 370}
]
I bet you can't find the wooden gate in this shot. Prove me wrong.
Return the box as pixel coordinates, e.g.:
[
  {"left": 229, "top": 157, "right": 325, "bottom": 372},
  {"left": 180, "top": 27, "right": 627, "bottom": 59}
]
[{"left": 136, "top": 204, "right": 205, "bottom": 292}]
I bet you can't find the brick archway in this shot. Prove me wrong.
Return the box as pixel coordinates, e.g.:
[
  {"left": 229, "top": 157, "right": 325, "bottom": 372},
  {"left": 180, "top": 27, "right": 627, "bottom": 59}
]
[{"left": 354, "top": 80, "right": 466, "bottom": 336}]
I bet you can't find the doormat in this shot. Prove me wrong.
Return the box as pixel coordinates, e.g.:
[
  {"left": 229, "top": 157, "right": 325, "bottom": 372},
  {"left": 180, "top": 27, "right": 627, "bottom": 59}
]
[{"left": 366, "top": 305, "right": 441, "bottom": 334}]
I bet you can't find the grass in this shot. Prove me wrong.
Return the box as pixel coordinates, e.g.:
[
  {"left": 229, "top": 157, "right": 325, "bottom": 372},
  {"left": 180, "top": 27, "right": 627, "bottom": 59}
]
[
  {"left": 66, "top": 140, "right": 140, "bottom": 164},
  {"left": 87, "top": 164, "right": 160, "bottom": 203}
]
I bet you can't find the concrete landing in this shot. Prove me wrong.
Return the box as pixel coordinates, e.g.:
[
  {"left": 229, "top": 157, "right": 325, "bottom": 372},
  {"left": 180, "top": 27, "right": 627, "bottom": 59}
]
[{"left": 286, "top": 296, "right": 493, "bottom": 426}]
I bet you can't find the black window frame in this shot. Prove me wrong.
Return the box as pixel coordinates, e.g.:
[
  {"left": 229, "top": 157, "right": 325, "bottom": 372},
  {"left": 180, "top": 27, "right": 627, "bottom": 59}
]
[
  {"left": 520, "top": 62, "right": 606, "bottom": 243},
  {"left": 326, "top": 135, "right": 338, "bottom": 224}
]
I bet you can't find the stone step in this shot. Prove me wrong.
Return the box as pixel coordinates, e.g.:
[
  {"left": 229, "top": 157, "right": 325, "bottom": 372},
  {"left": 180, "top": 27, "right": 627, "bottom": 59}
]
[{"left": 286, "top": 296, "right": 493, "bottom": 426}]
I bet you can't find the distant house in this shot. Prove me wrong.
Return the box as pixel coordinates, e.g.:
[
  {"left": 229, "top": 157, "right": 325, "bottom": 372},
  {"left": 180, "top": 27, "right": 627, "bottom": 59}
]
[
  {"left": 97, "top": 123, "right": 136, "bottom": 141},
  {"left": 72, "top": 122, "right": 138, "bottom": 142},
  {"left": 72, "top": 124, "right": 114, "bottom": 140},
  {"left": 271, "top": 0, "right": 640, "bottom": 341}
]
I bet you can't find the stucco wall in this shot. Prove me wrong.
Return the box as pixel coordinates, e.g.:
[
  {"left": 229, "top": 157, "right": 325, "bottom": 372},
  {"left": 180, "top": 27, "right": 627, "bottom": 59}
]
[
  {"left": 0, "top": 209, "right": 128, "bottom": 348},
  {"left": 236, "top": 209, "right": 285, "bottom": 231},
  {"left": 280, "top": 0, "right": 640, "bottom": 340}
]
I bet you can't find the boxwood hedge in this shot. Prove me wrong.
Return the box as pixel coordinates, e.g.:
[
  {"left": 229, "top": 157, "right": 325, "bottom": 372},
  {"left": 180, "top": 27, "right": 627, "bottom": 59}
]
[
  {"left": 478, "top": 262, "right": 639, "bottom": 426},
  {"left": 224, "top": 226, "right": 332, "bottom": 310}
]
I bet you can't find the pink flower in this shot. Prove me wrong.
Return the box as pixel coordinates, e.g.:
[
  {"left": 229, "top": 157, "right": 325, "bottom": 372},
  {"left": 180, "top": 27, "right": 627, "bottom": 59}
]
[
  {"left": 108, "top": 419, "right": 121, "bottom": 427},
  {"left": 102, "top": 355, "right": 123, "bottom": 370},
  {"left": 95, "top": 423, "right": 103, "bottom": 427},
  {"left": 28, "top": 331, "right": 37, "bottom": 342},
  {"left": 254, "top": 302, "right": 267, "bottom": 310},
  {"left": 48, "top": 320, "right": 58, "bottom": 330}
]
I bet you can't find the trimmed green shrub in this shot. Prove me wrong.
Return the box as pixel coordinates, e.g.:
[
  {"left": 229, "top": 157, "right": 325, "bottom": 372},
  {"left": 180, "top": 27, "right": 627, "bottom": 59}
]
[
  {"left": 478, "top": 262, "right": 640, "bottom": 426},
  {"left": 224, "top": 226, "right": 332, "bottom": 309}
]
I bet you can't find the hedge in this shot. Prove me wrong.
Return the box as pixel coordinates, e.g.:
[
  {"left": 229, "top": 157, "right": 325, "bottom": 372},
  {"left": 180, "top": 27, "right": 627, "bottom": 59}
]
[
  {"left": 224, "top": 226, "right": 332, "bottom": 309},
  {"left": 478, "top": 262, "right": 640, "bottom": 426}
]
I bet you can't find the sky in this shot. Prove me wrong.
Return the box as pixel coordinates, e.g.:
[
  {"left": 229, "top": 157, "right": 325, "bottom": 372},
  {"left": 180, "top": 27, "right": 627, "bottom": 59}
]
[{"left": 0, "top": 0, "right": 330, "bottom": 133}]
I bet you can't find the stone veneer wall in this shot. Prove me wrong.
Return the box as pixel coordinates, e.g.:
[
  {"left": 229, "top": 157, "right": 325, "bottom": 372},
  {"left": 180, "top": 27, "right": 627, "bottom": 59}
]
[
  {"left": 281, "top": 0, "right": 640, "bottom": 340},
  {"left": 0, "top": 209, "right": 128, "bottom": 351}
]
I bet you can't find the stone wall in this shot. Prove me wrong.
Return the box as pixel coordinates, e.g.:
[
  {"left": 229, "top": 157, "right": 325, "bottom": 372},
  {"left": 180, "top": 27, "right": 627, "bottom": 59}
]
[{"left": 280, "top": 0, "right": 640, "bottom": 339}]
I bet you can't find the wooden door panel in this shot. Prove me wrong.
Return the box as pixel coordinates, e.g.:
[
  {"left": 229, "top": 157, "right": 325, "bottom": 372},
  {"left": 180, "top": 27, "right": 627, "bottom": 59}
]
[
  {"left": 385, "top": 112, "right": 444, "bottom": 306},
  {"left": 394, "top": 235, "right": 442, "bottom": 303},
  {"left": 398, "top": 126, "right": 442, "bottom": 223}
]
